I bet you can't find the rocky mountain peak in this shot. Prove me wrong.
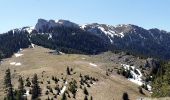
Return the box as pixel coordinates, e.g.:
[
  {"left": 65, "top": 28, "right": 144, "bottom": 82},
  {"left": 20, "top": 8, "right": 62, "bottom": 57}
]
[{"left": 35, "top": 19, "right": 79, "bottom": 33}]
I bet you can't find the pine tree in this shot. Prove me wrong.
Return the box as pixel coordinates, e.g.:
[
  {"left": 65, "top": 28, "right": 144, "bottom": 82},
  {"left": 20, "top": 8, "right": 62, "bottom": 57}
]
[
  {"left": 84, "top": 95, "right": 88, "bottom": 100},
  {"left": 16, "top": 76, "right": 25, "bottom": 100},
  {"left": 122, "top": 92, "right": 129, "bottom": 100},
  {"left": 90, "top": 96, "right": 93, "bottom": 100},
  {"left": 66, "top": 67, "right": 71, "bottom": 75},
  {"left": 138, "top": 87, "right": 144, "bottom": 95},
  {"left": 25, "top": 77, "right": 31, "bottom": 87},
  {"left": 15, "top": 90, "right": 23, "bottom": 100},
  {"left": 31, "top": 74, "right": 41, "bottom": 99},
  {"left": 4, "top": 68, "right": 14, "bottom": 100},
  {"left": 84, "top": 87, "right": 89, "bottom": 95},
  {"left": 68, "top": 80, "right": 77, "bottom": 98}
]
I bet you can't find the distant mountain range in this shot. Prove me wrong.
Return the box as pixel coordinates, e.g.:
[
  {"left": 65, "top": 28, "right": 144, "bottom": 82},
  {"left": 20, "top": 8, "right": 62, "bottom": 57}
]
[{"left": 0, "top": 19, "right": 170, "bottom": 60}]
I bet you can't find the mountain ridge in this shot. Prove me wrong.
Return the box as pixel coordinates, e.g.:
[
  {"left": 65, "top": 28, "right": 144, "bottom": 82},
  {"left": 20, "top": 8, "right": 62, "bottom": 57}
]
[
  {"left": 0, "top": 18, "right": 170, "bottom": 60},
  {"left": 4, "top": 19, "right": 169, "bottom": 35}
]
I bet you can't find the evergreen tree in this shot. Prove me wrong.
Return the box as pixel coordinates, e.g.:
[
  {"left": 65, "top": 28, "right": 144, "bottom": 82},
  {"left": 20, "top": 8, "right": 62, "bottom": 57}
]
[
  {"left": 31, "top": 74, "right": 41, "bottom": 99},
  {"left": 90, "top": 96, "right": 93, "bottom": 100},
  {"left": 66, "top": 67, "right": 71, "bottom": 75},
  {"left": 152, "top": 62, "right": 170, "bottom": 97},
  {"left": 84, "top": 95, "right": 88, "bottom": 100},
  {"left": 122, "top": 92, "right": 129, "bottom": 100},
  {"left": 84, "top": 87, "right": 89, "bottom": 95},
  {"left": 4, "top": 68, "right": 14, "bottom": 100},
  {"left": 138, "top": 87, "right": 144, "bottom": 95},
  {"left": 15, "top": 90, "right": 23, "bottom": 100},
  {"left": 25, "top": 77, "right": 31, "bottom": 87},
  {"left": 68, "top": 80, "right": 77, "bottom": 98},
  {"left": 16, "top": 76, "right": 25, "bottom": 100}
]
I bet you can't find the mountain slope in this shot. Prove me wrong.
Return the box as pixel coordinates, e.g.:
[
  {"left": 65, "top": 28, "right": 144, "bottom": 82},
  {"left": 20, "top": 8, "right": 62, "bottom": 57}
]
[
  {"left": 0, "top": 19, "right": 170, "bottom": 60},
  {"left": 0, "top": 46, "right": 149, "bottom": 100}
]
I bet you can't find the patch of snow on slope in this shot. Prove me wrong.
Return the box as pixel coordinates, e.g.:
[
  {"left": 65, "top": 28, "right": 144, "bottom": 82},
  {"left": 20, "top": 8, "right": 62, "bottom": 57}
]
[
  {"left": 60, "top": 86, "right": 66, "bottom": 94},
  {"left": 122, "top": 64, "right": 143, "bottom": 85},
  {"left": 19, "top": 48, "right": 23, "bottom": 51},
  {"left": 98, "top": 27, "right": 114, "bottom": 37},
  {"left": 48, "top": 34, "right": 52, "bottom": 39},
  {"left": 121, "top": 64, "right": 130, "bottom": 70},
  {"left": 12, "top": 30, "right": 15, "bottom": 34},
  {"left": 60, "top": 81, "right": 67, "bottom": 95},
  {"left": 15, "top": 53, "right": 23, "bottom": 57},
  {"left": 80, "top": 24, "right": 87, "bottom": 29},
  {"left": 136, "top": 69, "right": 142, "bottom": 77},
  {"left": 23, "top": 90, "right": 30, "bottom": 96},
  {"left": 23, "top": 27, "right": 34, "bottom": 34},
  {"left": 10, "top": 62, "right": 16, "bottom": 65},
  {"left": 89, "top": 63, "right": 97, "bottom": 67},
  {"left": 59, "top": 51, "right": 65, "bottom": 55},
  {"left": 15, "top": 62, "right": 21, "bottom": 66},
  {"left": 147, "top": 84, "right": 152, "bottom": 91},
  {"left": 31, "top": 43, "right": 35, "bottom": 48},
  {"left": 128, "top": 78, "right": 143, "bottom": 86},
  {"left": 10, "top": 62, "right": 22, "bottom": 66},
  {"left": 118, "top": 32, "right": 124, "bottom": 38},
  {"left": 121, "top": 64, "right": 152, "bottom": 92},
  {"left": 98, "top": 26, "right": 114, "bottom": 43}
]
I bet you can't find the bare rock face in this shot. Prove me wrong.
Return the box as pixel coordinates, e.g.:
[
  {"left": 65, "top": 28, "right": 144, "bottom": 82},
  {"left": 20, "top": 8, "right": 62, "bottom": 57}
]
[
  {"left": 35, "top": 19, "right": 49, "bottom": 33},
  {"left": 35, "top": 19, "right": 79, "bottom": 33}
]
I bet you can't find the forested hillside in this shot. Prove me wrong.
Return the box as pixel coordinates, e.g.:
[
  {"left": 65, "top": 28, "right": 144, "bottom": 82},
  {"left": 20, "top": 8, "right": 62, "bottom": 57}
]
[
  {"left": 152, "top": 61, "right": 170, "bottom": 97},
  {"left": 0, "top": 30, "right": 30, "bottom": 59}
]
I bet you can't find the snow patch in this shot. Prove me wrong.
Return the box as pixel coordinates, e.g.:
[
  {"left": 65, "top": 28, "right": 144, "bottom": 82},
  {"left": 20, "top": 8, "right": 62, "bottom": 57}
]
[
  {"left": 89, "top": 63, "right": 97, "bottom": 67},
  {"left": 48, "top": 34, "right": 52, "bottom": 39},
  {"left": 23, "top": 26, "right": 34, "bottom": 34},
  {"left": 15, "top": 62, "right": 22, "bottom": 66},
  {"left": 60, "top": 81, "right": 67, "bottom": 95},
  {"left": 98, "top": 27, "right": 114, "bottom": 37},
  {"left": 60, "top": 86, "right": 66, "bottom": 94},
  {"left": 128, "top": 78, "right": 143, "bottom": 86},
  {"left": 10, "top": 62, "right": 16, "bottom": 65},
  {"left": 14, "top": 53, "right": 23, "bottom": 57},
  {"left": 59, "top": 51, "right": 65, "bottom": 55},
  {"left": 80, "top": 24, "right": 87, "bottom": 29},
  {"left": 23, "top": 90, "right": 30, "bottom": 96},
  {"left": 121, "top": 64, "right": 152, "bottom": 92},
  {"left": 147, "top": 84, "right": 152, "bottom": 91},
  {"left": 118, "top": 32, "right": 124, "bottom": 38},
  {"left": 31, "top": 43, "right": 35, "bottom": 48},
  {"left": 10, "top": 62, "right": 22, "bottom": 66},
  {"left": 98, "top": 26, "right": 115, "bottom": 43},
  {"left": 65, "top": 81, "right": 68, "bottom": 84}
]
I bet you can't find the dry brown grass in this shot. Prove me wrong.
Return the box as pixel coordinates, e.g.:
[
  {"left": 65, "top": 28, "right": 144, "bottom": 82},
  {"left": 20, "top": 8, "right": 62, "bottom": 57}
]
[{"left": 0, "top": 46, "right": 151, "bottom": 100}]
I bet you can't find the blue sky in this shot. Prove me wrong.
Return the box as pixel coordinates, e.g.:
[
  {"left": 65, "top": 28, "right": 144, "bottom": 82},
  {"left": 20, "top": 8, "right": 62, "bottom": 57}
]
[{"left": 0, "top": 0, "right": 170, "bottom": 33}]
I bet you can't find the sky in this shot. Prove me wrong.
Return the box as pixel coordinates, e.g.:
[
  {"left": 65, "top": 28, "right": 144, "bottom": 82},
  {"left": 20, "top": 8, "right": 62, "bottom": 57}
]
[{"left": 0, "top": 0, "right": 170, "bottom": 33}]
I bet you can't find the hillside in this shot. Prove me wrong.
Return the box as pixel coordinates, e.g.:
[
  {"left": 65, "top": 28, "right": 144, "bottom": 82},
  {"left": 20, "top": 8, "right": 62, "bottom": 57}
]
[{"left": 0, "top": 46, "right": 151, "bottom": 100}]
